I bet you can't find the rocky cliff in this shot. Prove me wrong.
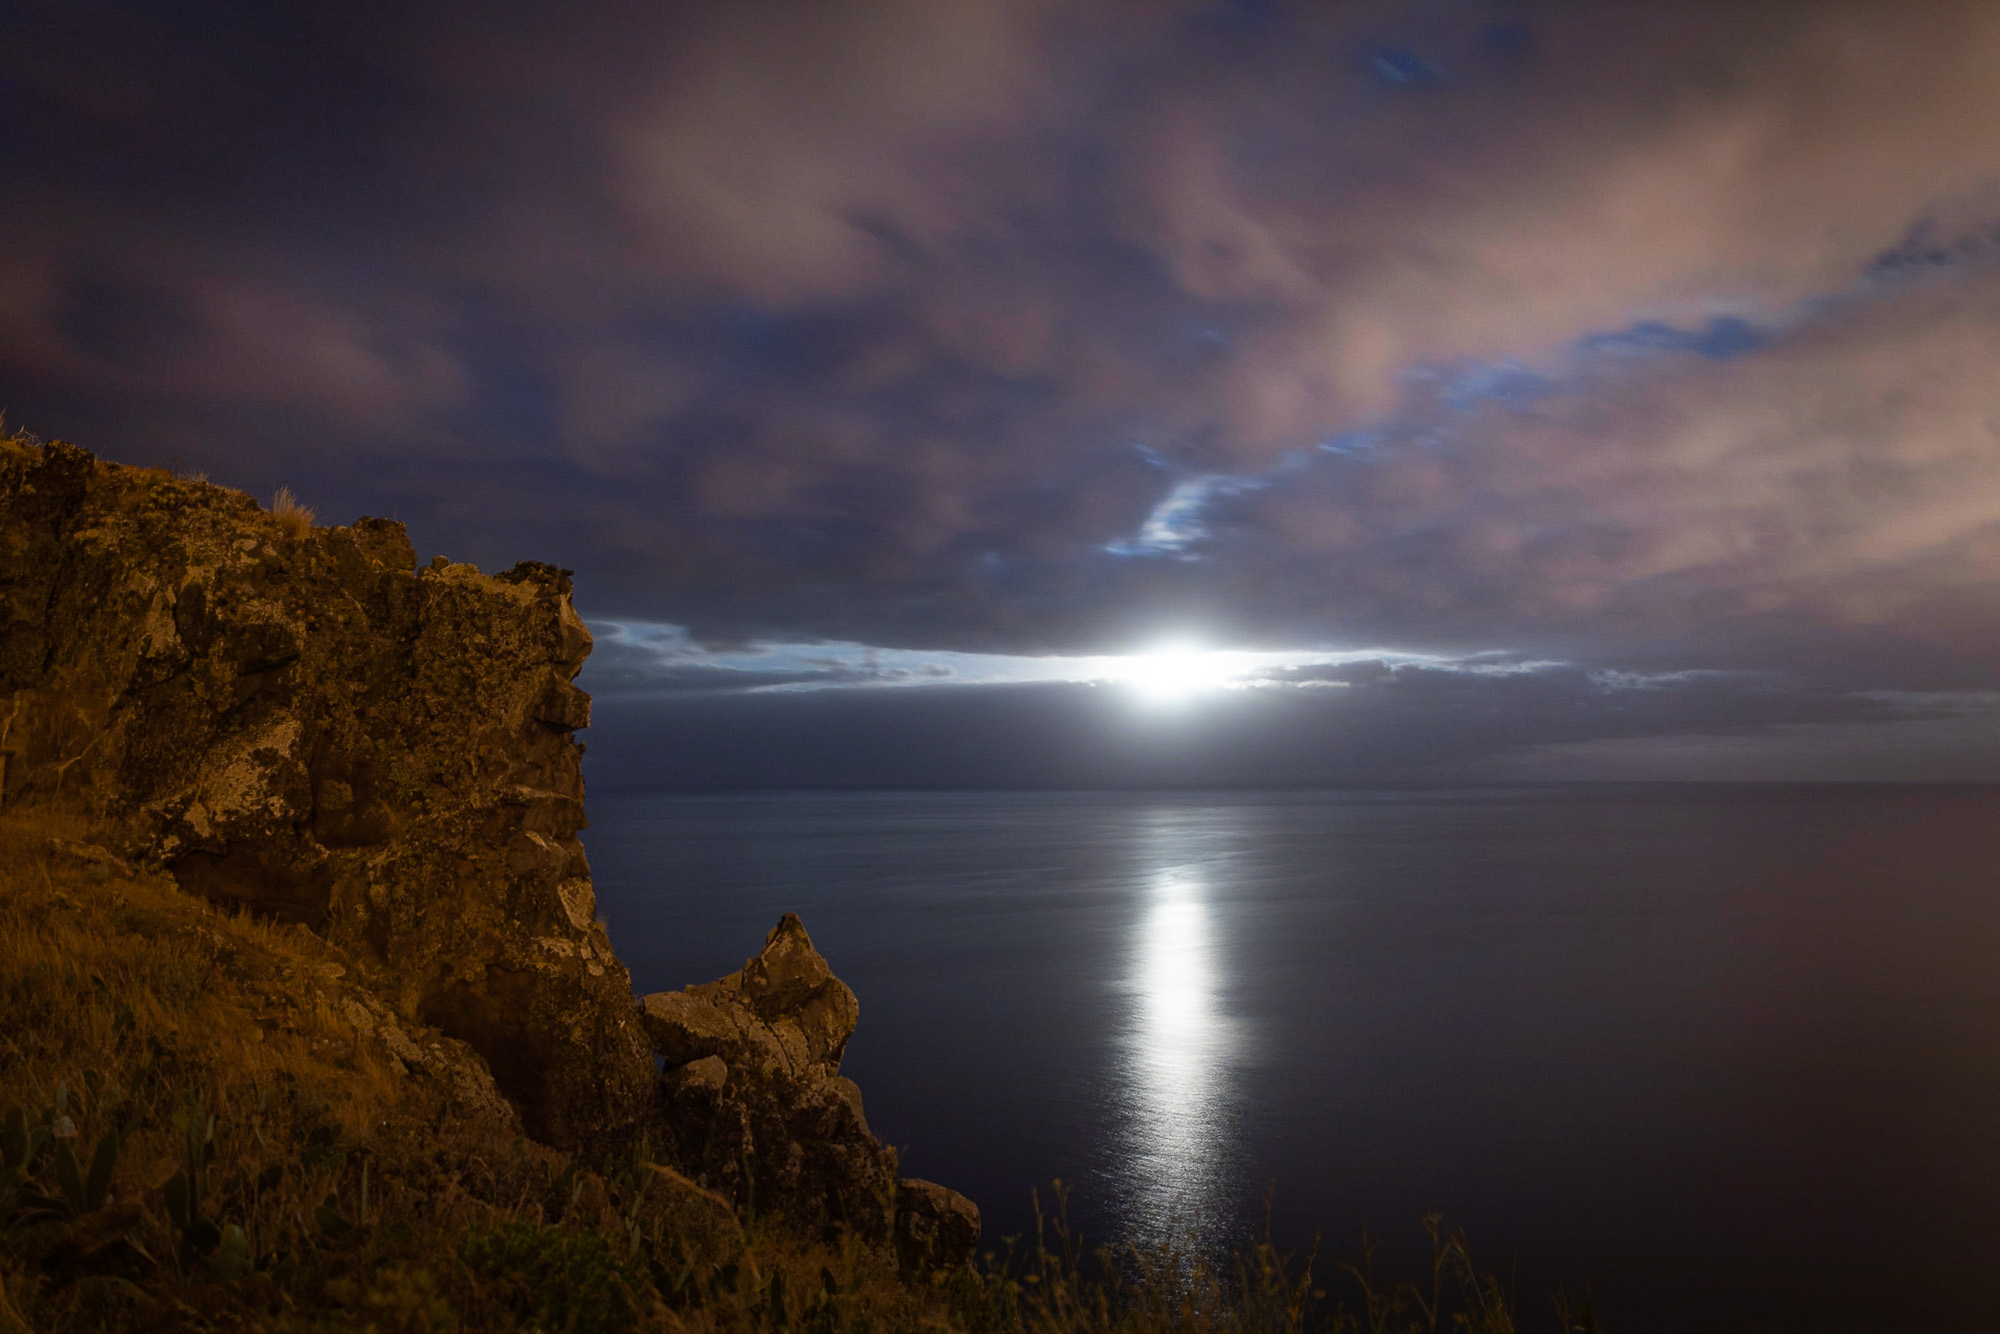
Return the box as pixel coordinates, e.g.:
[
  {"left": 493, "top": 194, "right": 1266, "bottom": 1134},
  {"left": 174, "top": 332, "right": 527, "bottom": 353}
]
[
  {"left": 1, "top": 438, "right": 651, "bottom": 1147},
  {"left": 0, "top": 437, "right": 975, "bottom": 1261}
]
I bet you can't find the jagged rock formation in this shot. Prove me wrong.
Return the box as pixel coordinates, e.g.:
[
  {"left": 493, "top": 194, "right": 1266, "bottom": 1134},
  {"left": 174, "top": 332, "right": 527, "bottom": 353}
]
[
  {"left": 2, "top": 437, "right": 977, "bottom": 1258},
  {"left": 643, "top": 914, "right": 979, "bottom": 1264},
  {"left": 641, "top": 913, "right": 890, "bottom": 1233},
  {"left": 0, "top": 439, "right": 653, "bottom": 1146}
]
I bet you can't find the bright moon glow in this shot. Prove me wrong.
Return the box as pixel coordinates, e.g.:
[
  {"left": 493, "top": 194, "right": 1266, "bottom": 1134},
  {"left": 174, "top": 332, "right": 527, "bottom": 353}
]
[
  {"left": 1117, "top": 647, "right": 1231, "bottom": 701},
  {"left": 600, "top": 619, "right": 1480, "bottom": 697}
]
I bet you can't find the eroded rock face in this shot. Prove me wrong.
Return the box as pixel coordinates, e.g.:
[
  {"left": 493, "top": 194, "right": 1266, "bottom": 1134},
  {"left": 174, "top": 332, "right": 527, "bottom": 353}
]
[
  {"left": 894, "top": 1178, "right": 982, "bottom": 1271},
  {"left": 4, "top": 438, "right": 981, "bottom": 1237},
  {"left": 643, "top": 914, "right": 977, "bottom": 1254},
  {"left": 0, "top": 440, "right": 653, "bottom": 1147},
  {"left": 643, "top": 912, "right": 860, "bottom": 1084}
]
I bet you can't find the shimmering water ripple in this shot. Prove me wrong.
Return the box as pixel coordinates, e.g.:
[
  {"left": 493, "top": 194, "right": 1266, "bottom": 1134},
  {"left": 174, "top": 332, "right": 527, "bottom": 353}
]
[{"left": 1113, "top": 848, "right": 1240, "bottom": 1246}]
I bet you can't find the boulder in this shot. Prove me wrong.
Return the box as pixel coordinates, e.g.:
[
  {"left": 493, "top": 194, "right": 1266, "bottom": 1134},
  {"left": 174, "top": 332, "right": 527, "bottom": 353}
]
[
  {"left": 894, "top": 1178, "right": 982, "bottom": 1271},
  {"left": 0, "top": 439, "right": 654, "bottom": 1148}
]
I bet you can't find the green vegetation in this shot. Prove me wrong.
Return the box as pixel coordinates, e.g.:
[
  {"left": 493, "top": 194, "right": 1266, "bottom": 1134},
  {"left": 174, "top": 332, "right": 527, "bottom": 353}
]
[{"left": 0, "top": 799, "right": 1586, "bottom": 1332}]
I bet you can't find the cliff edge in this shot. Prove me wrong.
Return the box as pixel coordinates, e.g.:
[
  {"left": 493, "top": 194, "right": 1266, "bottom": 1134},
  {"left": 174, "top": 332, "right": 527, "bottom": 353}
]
[
  {"left": 1, "top": 436, "right": 978, "bottom": 1274},
  {"left": 1, "top": 436, "right": 975, "bottom": 1271},
  {"left": 1, "top": 438, "right": 654, "bottom": 1147}
]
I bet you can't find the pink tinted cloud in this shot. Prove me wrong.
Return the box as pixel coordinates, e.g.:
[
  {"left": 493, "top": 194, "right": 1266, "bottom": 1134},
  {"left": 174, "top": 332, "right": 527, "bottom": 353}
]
[
  {"left": 1220, "top": 256, "right": 2000, "bottom": 666},
  {"left": 7, "top": 0, "right": 2000, "bottom": 674}
]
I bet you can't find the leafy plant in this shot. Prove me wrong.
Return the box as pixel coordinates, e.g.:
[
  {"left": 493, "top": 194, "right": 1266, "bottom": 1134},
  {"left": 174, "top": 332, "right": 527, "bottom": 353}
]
[
  {"left": 163, "top": 1104, "right": 220, "bottom": 1266},
  {"left": 1, "top": 1084, "right": 128, "bottom": 1229}
]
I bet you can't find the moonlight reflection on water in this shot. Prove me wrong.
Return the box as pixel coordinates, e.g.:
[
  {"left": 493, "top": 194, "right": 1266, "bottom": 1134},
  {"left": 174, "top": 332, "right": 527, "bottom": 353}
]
[
  {"left": 1112, "top": 819, "right": 1245, "bottom": 1249},
  {"left": 595, "top": 788, "right": 2000, "bottom": 1330}
]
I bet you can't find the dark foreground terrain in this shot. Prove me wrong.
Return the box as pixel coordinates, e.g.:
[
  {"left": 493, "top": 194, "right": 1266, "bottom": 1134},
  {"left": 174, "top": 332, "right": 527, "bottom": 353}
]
[{"left": 0, "top": 433, "right": 1534, "bottom": 1332}]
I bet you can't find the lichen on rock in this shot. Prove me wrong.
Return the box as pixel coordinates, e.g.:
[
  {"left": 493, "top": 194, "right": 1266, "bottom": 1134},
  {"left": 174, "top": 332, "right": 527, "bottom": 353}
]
[{"left": 0, "top": 438, "right": 652, "bottom": 1148}]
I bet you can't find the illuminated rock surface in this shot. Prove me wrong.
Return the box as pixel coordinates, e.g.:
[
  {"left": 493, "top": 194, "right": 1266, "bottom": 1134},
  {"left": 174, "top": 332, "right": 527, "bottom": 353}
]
[
  {"left": 644, "top": 914, "right": 980, "bottom": 1261},
  {"left": 1, "top": 437, "right": 975, "bottom": 1254},
  {"left": 0, "top": 438, "right": 650, "bottom": 1146}
]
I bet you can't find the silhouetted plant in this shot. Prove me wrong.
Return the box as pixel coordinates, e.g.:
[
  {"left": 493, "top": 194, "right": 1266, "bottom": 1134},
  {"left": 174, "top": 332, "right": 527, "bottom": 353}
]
[
  {"left": 161, "top": 1105, "right": 216, "bottom": 1266},
  {"left": 2, "top": 1085, "right": 129, "bottom": 1229}
]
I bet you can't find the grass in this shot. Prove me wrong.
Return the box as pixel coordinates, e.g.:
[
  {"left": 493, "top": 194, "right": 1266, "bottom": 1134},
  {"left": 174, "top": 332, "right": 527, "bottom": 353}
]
[
  {"left": 270, "top": 486, "right": 316, "bottom": 538},
  {"left": 0, "top": 799, "right": 935, "bottom": 1331},
  {"left": 0, "top": 792, "right": 1583, "bottom": 1333}
]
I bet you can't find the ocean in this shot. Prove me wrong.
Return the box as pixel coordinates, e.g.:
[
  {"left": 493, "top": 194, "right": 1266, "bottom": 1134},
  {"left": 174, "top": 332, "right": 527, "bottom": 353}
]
[{"left": 584, "top": 785, "right": 2000, "bottom": 1332}]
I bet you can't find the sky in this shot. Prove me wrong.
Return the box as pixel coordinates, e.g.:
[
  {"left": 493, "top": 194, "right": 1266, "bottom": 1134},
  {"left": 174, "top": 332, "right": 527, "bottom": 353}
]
[{"left": 6, "top": 0, "right": 2000, "bottom": 785}]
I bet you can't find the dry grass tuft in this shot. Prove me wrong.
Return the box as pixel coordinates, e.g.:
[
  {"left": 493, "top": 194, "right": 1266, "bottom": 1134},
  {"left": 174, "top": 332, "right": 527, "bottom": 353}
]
[
  {"left": 270, "top": 485, "right": 316, "bottom": 538},
  {"left": 0, "top": 413, "right": 39, "bottom": 449}
]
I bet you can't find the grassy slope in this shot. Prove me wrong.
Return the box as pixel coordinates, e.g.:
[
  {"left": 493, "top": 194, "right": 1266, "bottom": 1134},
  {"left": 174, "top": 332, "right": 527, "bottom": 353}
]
[
  {"left": 1, "top": 799, "right": 1554, "bottom": 1334},
  {"left": 0, "top": 802, "right": 981, "bottom": 1332}
]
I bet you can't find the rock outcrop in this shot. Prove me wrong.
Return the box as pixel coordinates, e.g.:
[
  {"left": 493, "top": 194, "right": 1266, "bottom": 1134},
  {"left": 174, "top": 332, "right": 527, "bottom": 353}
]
[
  {"left": 2, "top": 437, "right": 976, "bottom": 1259},
  {"left": 642, "top": 913, "right": 889, "bottom": 1233},
  {"left": 643, "top": 914, "right": 979, "bottom": 1264},
  {"left": 0, "top": 439, "right": 653, "bottom": 1146}
]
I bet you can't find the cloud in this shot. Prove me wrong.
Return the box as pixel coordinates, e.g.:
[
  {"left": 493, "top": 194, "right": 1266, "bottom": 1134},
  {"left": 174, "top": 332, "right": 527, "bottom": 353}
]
[
  {"left": 6, "top": 0, "right": 2000, "bottom": 703},
  {"left": 1279, "top": 255, "right": 2000, "bottom": 671},
  {"left": 577, "top": 619, "right": 2000, "bottom": 785},
  {"left": 584, "top": 619, "right": 1427, "bottom": 698},
  {"left": 602, "top": 0, "right": 1072, "bottom": 303},
  {"left": 587, "top": 622, "right": 968, "bottom": 696},
  {"left": 582, "top": 655, "right": 1999, "bottom": 789}
]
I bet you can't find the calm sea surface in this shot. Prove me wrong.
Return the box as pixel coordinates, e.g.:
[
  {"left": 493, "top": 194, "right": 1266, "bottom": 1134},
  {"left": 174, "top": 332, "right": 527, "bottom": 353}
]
[{"left": 584, "top": 786, "right": 2000, "bottom": 1332}]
